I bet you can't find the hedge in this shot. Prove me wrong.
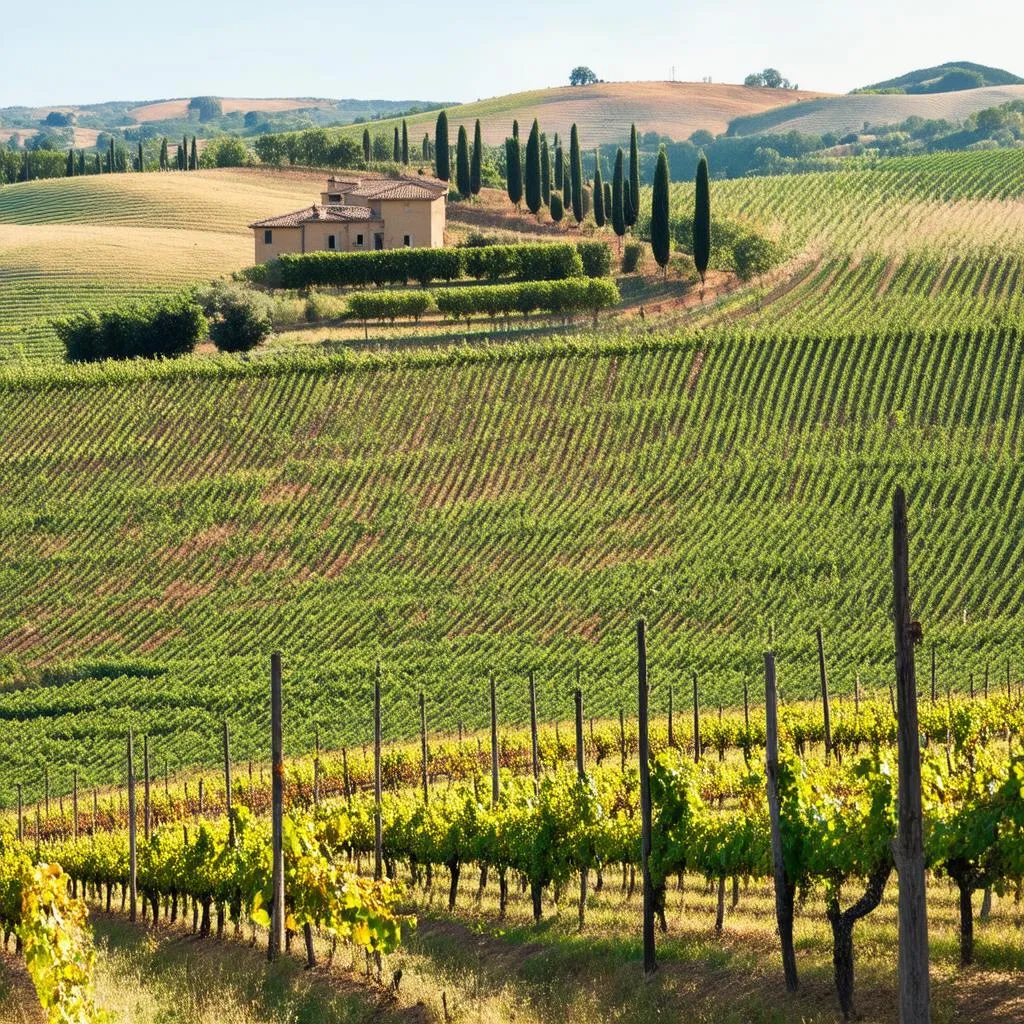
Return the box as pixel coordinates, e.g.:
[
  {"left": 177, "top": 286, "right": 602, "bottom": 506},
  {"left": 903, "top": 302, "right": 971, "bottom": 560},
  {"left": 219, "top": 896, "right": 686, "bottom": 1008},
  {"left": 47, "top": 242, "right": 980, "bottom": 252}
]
[
  {"left": 347, "top": 290, "right": 436, "bottom": 322},
  {"left": 53, "top": 295, "right": 208, "bottom": 363},
  {"left": 433, "top": 279, "right": 620, "bottom": 319},
  {"left": 259, "top": 241, "right": 612, "bottom": 292}
]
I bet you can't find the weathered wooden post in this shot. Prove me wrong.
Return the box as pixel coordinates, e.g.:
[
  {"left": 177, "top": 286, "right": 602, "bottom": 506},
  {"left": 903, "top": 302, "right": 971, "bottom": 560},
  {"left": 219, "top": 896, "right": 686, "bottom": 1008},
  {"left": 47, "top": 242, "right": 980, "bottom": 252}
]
[
  {"left": 638, "top": 619, "right": 656, "bottom": 977},
  {"left": 489, "top": 673, "right": 499, "bottom": 808},
  {"left": 143, "top": 735, "right": 151, "bottom": 842},
  {"left": 72, "top": 770, "right": 78, "bottom": 842},
  {"left": 128, "top": 729, "right": 137, "bottom": 923},
  {"left": 667, "top": 683, "right": 674, "bottom": 749},
  {"left": 529, "top": 671, "right": 540, "bottom": 792},
  {"left": 419, "top": 691, "right": 430, "bottom": 805},
  {"left": 223, "top": 720, "right": 234, "bottom": 847},
  {"left": 816, "top": 626, "right": 833, "bottom": 763},
  {"left": 374, "top": 660, "right": 383, "bottom": 882},
  {"left": 692, "top": 672, "right": 700, "bottom": 763},
  {"left": 765, "top": 651, "right": 797, "bottom": 992},
  {"left": 575, "top": 682, "right": 587, "bottom": 930},
  {"left": 268, "top": 652, "right": 285, "bottom": 961},
  {"left": 892, "top": 487, "right": 931, "bottom": 1024}
]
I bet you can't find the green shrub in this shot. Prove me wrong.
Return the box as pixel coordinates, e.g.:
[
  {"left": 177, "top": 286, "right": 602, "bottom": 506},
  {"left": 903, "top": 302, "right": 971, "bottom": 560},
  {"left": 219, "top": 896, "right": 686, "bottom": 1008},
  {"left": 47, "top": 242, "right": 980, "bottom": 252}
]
[
  {"left": 550, "top": 194, "right": 565, "bottom": 223},
  {"left": 303, "top": 292, "right": 347, "bottom": 323},
  {"left": 54, "top": 295, "right": 207, "bottom": 363},
  {"left": 575, "top": 241, "right": 612, "bottom": 277},
  {"left": 732, "top": 234, "right": 782, "bottom": 281},
  {"left": 622, "top": 242, "right": 645, "bottom": 273},
  {"left": 347, "top": 290, "right": 435, "bottom": 322},
  {"left": 434, "top": 278, "right": 619, "bottom": 320},
  {"left": 209, "top": 291, "right": 274, "bottom": 352},
  {"left": 462, "top": 243, "right": 583, "bottom": 282}
]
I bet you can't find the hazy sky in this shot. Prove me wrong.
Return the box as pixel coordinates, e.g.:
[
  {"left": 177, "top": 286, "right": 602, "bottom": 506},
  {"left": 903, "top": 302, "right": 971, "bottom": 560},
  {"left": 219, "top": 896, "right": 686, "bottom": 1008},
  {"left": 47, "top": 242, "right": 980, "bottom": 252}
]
[{"left": 4, "top": 0, "right": 1023, "bottom": 107}]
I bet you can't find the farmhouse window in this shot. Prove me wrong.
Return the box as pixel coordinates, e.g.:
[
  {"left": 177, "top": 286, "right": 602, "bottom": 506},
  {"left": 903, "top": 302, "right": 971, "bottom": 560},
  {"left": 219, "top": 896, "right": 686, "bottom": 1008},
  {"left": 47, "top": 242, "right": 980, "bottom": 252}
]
[
  {"left": 403, "top": 235, "right": 411, "bottom": 246},
  {"left": 328, "top": 193, "right": 341, "bottom": 202},
  {"left": 356, "top": 234, "right": 364, "bottom": 245},
  {"left": 328, "top": 235, "right": 336, "bottom": 250},
  {"left": 264, "top": 229, "right": 272, "bottom": 244}
]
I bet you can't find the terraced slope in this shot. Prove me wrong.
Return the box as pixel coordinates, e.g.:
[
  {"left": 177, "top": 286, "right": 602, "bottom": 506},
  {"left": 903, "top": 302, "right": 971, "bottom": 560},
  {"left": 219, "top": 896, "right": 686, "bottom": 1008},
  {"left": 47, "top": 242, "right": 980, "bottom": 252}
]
[
  {"left": 0, "top": 169, "right": 322, "bottom": 361},
  {"left": 1, "top": 325, "right": 1023, "bottom": 797}
]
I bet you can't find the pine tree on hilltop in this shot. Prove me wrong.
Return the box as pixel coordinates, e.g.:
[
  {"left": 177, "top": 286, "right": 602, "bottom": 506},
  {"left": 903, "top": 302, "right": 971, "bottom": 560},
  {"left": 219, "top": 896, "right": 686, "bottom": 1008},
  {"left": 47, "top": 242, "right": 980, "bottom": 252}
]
[
  {"left": 363, "top": 128, "right": 371, "bottom": 163},
  {"left": 456, "top": 125, "right": 471, "bottom": 198},
  {"left": 435, "top": 111, "right": 450, "bottom": 181},
  {"left": 525, "top": 119, "right": 542, "bottom": 215},
  {"left": 569, "top": 124, "right": 583, "bottom": 223},
  {"left": 611, "top": 147, "right": 626, "bottom": 247},
  {"left": 651, "top": 145, "right": 671, "bottom": 272},
  {"left": 592, "top": 151, "right": 605, "bottom": 227},
  {"left": 393, "top": 126, "right": 400, "bottom": 162},
  {"left": 505, "top": 135, "right": 523, "bottom": 208},
  {"left": 190, "top": 136, "right": 198, "bottom": 171},
  {"left": 540, "top": 133, "right": 550, "bottom": 206},
  {"left": 402, "top": 120, "right": 409, "bottom": 164},
  {"left": 693, "top": 153, "right": 712, "bottom": 297},
  {"left": 627, "top": 124, "right": 640, "bottom": 227},
  {"left": 470, "top": 119, "right": 482, "bottom": 196}
]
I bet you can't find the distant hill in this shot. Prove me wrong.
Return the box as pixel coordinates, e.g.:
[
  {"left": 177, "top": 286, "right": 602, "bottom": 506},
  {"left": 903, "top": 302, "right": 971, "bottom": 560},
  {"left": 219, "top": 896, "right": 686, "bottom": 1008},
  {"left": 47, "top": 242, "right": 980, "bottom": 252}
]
[
  {"left": 727, "top": 84, "right": 1024, "bottom": 138},
  {"left": 857, "top": 62, "right": 1024, "bottom": 95}
]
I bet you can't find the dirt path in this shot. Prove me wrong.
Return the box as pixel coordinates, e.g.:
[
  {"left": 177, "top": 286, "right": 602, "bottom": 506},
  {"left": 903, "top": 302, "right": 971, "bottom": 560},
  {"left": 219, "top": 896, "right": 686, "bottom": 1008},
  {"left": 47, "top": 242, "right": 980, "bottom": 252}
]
[{"left": 0, "top": 948, "right": 45, "bottom": 1024}]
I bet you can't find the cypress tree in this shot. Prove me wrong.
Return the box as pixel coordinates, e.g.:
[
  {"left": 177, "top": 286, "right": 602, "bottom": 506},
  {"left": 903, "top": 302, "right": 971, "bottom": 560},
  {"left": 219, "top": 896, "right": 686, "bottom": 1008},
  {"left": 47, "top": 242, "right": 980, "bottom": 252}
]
[
  {"left": 160, "top": 137, "right": 168, "bottom": 170},
  {"left": 693, "top": 154, "right": 711, "bottom": 292},
  {"left": 470, "top": 119, "right": 482, "bottom": 196},
  {"left": 524, "top": 119, "right": 542, "bottom": 214},
  {"left": 562, "top": 152, "right": 571, "bottom": 209},
  {"left": 505, "top": 136, "right": 522, "bottom": 208},
  {"left": 393, "top": 126, "right": 400, "bottom": 162},
  {"left": 22, "top": 153, "right": 29, "bottom": 181},
  {"left": 401, "top": 120, "right": 409, "bottom": 164},
  {"left": 540, "top": 134, "right": 550, "bottom": 206},
  {"left": 611, "top": 148, "right": 626, "bottom": 245},
  {"left": 182, "top": 135, "right": 188, "bottom": 170},
  {"left": 435, "top": 111, "right": 450, "bottom": 181},
  {"left": 94, "top": 152, "right": 100, "bottom": 174},
  {"left": 650, "top": 145, "right": 671, "bottom": 272},
  {"left": 109, "top": 138, "right": 115, "bottom": 173},
  {"left": 554, "top": 145, "right": 564, "bottom": 189},
  {"left": 138, "top": 142, "right": 144, "bottom": 172},
  {"left": 592, "top": 152, "right": 605, "bottom": 227},
  {"left": 362, "top": 128, "right": 371, "bottom": 163},
  {"left": 623, "top": 181, "right": 631, "bottom": 227},
  {"left": 627, "top": 124, "right": 640, "bottom": 227},
  {"left": 66, "top": 149, "right": 75, "bottom": 177},
  {"left": 603, "top": 181, "right": 612, "bottom": 215},
  {"left": 78, "top": 150, "right": 85, "bottom": 175},
  {"left": 549, "top": 192, "right": 564, "bottom": 223},
  {"left": 423, "top": 133, "right": 430, "bottom": 162},
  {"left": 569, "top": 124, "right": 583, "bottom": 223},
  {"left": 190, "top": 136, "right": 198, "bottom": 170},
  {"left": 456, "top": 125, "right": 471, "bottom": 197}
]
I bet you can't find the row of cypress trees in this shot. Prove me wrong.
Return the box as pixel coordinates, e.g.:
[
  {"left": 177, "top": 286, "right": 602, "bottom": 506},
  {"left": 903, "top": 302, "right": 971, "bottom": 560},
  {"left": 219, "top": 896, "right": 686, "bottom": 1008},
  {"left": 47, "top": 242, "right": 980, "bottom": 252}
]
[
  {"left": 650, "top": 145, "right": 711, "bottom": 285},
  {"left": 433, "top": 111, "right": 484, "bottom": 199},
  {"left": 59, "top": 133, "right": 199, "bottom": 176}
]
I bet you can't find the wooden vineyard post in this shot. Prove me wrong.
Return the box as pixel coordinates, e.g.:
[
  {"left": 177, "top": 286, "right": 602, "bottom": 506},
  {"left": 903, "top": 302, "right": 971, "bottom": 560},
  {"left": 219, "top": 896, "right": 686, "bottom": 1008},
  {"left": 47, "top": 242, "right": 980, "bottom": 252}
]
[
  {"left": 420, "top": 691, "right": 430, "bottom": 805},
  {"left": 268, "top": 652, "right": 285, "bottom": 961},
  {"left": 313, "top": 723, "right": 320, "bottom": 808},
  {"left": 816, "top": 627, "right": 833, "bottom": 763},
  {"left": 930, "top": 643, "right": 936, "bottom": 703},
  {"left": 72, "top": 770, "right": 78, "bottom": 842},
  {"left": 529, "top": 671, "right": 540, "bottom": 793},
  {"left": 489, "top": 673, "right": 499, "bottom": 808},
  {"left": 127, "top": 729, "right": 137, "bottom": 923},
  {"left": 892, "top": 487, "right": 931, "bottom": 1023},
  {"left": 765, "top": 652, "right": 798, "bottom": 992},
  {"left": 575, "top": 682, "right": 587, "bottom": 931},
  {"left": 667, "top": 683, "right": 674, "bottom": 748},
  {"left": 692, "top": 672, "right": 700, "bottom": 763},
  {"left": 638, "top": 619, "right": 656, "bottom": 977},
  {"left": 17, "top": 784, "right": 22, "bottom": 843},
  {"left": 223, "top": 720, "right": 234, "bottom": 847},
  {"left": 374, "top": 661, "right": 383, "bottom": 882},
  {"left": 143, "top": 735, "right": 151, "bottom": 842}
]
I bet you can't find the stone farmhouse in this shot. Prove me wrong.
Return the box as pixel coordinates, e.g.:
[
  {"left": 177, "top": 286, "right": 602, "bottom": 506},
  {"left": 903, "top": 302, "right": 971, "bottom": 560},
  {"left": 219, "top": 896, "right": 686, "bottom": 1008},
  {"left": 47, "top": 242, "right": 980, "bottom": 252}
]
[{"left": 250, "top": 174, "right": 448, "bottom": 263}]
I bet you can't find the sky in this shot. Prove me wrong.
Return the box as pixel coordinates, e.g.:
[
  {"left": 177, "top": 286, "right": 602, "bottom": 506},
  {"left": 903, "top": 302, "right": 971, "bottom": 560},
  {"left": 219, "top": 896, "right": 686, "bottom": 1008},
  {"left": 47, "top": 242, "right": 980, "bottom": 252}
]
[{"left": 3, "top": 0, "right": 1023, "bottom": 108}]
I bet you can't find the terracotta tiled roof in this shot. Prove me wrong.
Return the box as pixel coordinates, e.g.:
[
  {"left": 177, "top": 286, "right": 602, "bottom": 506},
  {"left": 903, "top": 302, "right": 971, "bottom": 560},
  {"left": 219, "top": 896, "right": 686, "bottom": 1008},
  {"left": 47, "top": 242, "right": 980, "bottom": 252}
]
[
  {"left": 249, "top": 204, "right": 378, "bottom": 228},
  {"left": 347, "top": 178, "right": 448, "bottom": 201}
]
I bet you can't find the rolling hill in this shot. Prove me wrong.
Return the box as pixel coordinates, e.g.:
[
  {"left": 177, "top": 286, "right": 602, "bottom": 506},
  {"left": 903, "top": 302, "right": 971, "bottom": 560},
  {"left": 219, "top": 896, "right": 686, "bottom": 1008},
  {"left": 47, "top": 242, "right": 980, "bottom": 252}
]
[
  {"left": 858, "top": 61, "right": 1024, "bottom": 94},
  {"left": 333, "top": 81, "right": 834, "bottom": 148},
  {"left": 727, "top": 84, "right": 1024, "bottom": 137}
]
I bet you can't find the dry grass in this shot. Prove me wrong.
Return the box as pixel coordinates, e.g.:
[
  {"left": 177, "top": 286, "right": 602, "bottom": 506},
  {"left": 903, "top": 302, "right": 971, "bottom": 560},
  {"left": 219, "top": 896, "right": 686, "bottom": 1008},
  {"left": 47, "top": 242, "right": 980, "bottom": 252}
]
[{"left": 127, "top": 97, "right": 336, "bottom": 122}]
